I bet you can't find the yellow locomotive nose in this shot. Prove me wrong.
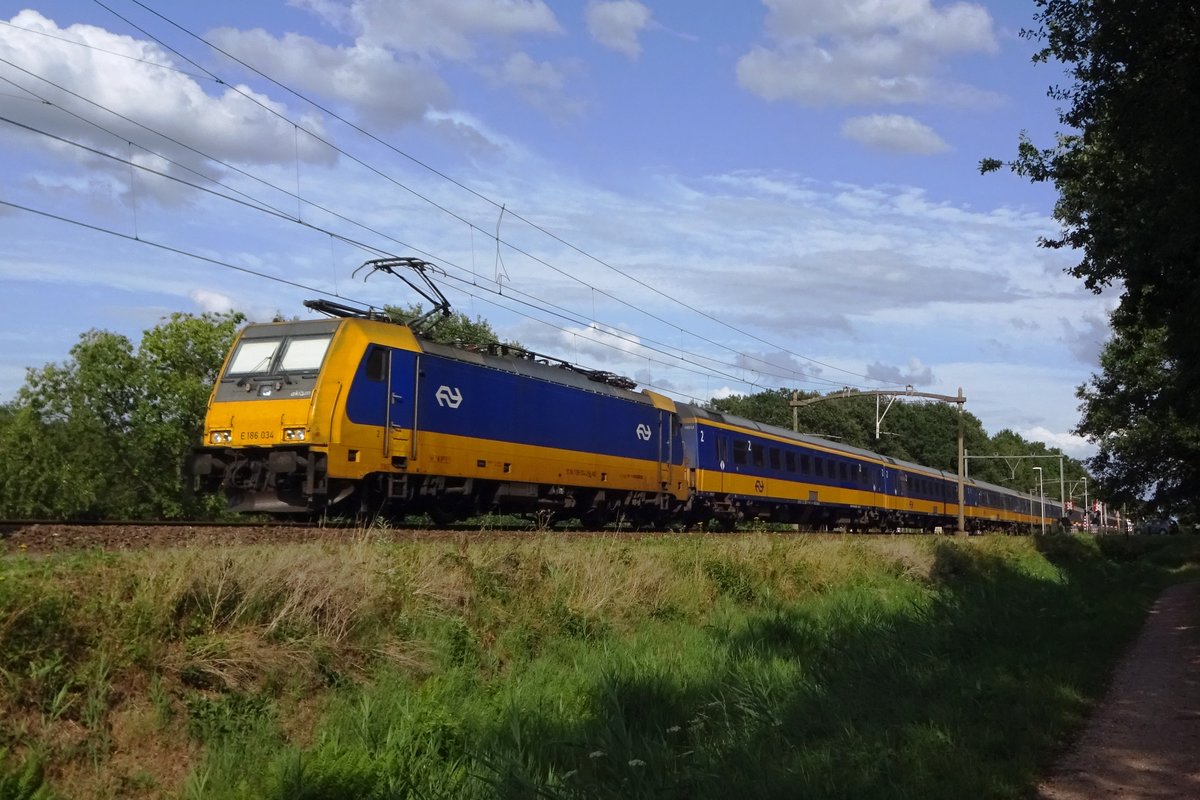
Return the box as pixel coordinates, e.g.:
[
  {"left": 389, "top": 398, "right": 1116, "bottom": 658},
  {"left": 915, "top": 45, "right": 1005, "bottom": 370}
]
[{"left": 192, "top": 319, "right": 340, "bottom": 513}]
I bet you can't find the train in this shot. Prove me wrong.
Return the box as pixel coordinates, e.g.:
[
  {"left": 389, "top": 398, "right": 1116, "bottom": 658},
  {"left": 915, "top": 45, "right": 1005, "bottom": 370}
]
[{"left": 189, "top": 302, "right": 1072, "bottom": 533}]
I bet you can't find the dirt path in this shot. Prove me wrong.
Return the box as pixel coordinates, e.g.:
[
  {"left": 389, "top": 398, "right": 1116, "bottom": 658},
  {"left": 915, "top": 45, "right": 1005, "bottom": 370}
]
[{"left": 1037, "top": 581, "right": 1200, "bottom": 799}]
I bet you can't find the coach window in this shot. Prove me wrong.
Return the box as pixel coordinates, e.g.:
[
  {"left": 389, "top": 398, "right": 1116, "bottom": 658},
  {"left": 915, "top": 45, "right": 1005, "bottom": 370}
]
[
  {"left": 800, "top": 454, "right": 811, "bottom": 474},
  {"left": 785, "top": 452, "right": 796, "bottom": 472},
  {"left": 770, "top": 448, "right": 781, "bottom": 470},
  {"left": 839, "top": 462, "right": 848, "bottom": 482},
  {"left": 733, "top": 440, "right": 749, "bottom": 466},
  {"left": 752, "top": 443, "right": 764, "bottom": 467},
  {"left": 815, "top": 458, "right": 824, "bottom": 477}
]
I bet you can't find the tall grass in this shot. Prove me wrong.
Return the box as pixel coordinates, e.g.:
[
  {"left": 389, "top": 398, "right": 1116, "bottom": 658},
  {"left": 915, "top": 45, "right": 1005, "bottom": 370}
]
[{"left": 0, "top": 533, "right": 1196, "bottom": 798}]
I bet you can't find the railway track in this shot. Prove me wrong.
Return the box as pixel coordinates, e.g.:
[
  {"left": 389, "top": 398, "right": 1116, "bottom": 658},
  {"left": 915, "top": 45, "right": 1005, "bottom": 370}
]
[{"left": 0, "top": 518, "right": 683, "bottom": 553}]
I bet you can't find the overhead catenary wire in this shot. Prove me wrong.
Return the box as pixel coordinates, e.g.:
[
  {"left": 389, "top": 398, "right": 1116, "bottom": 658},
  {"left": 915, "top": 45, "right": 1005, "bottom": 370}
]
[
  {"left": 86, "top": 0, "right": 905, "bottom": 389},
  {"left": 0, "top": 120, "right": 826, "bottom": 394},
  {"left": 0, "top": 5, "right": 898, "bottom": 394},
  {"left": 0, "top": 198, "right": 364, "bottom": 302},
  {"left": 0, "top": 196, "right": 779, "bottom": 397},
  {"left": 0, "top": 63, "right": 857, "bottom": 391},
  {"left": 73, "top": 2, "right": 796, "bottom": 385},
  {"left": 0, "top": 18, "right": 904, "bottom": 397},
  {"left": 0, "top": 105, "right": 811, "bottom": 391}
]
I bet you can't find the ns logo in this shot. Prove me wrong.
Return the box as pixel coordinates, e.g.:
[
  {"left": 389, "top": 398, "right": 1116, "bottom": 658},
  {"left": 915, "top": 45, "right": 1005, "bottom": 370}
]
[
  {"left": 435, "top": 385, "right": 463, "bottom": 409},
  {"left": 635, "top": 424, "right": 652, "bottom": 441}
]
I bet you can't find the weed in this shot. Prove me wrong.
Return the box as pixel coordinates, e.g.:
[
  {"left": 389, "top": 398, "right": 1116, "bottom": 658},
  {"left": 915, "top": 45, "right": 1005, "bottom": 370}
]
[
  {"left": 184, "top": 691, "right": 274, "bottom": 743},
  {"left": 147, "top": 672, "right": 174, "bottom": 727},
  {"left": 702, "top": 557, "right": 757, "bottom": 602},
  {"left": 6, "top": 535, "right": 1199, "bottom": 799},
  {"left": 0, "top": 748, "right": 54, "bottom": 800}
]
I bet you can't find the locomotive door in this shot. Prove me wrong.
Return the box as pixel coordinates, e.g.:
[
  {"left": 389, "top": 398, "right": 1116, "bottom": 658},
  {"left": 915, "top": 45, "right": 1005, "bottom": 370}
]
[
  {"left": 384, "top": 350, "right": 417, "bottom": 461},
  {"left": 655, "top": 411, "right": 677, "bottom": 491}
]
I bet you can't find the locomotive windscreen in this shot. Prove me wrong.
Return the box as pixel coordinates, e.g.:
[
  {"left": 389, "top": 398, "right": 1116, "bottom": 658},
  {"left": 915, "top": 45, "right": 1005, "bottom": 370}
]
[
  {"left": 213, "top": 319, "right": 340, "bottom": 402},
  {"left": 225, "top": 335, "right": 331, "bottom": 377}
]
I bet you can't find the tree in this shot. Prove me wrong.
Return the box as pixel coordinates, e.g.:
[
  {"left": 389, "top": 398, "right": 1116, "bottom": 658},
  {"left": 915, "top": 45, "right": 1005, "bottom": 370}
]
[
  {"left": 983, "top": 1, "right": 1200, "bottom": 517},
  {"left": 1075, "top": 310, "right": 1193, "bottom": 515},
  {"left": 0, "top": 312, "right": 243, "bottom": 519}
]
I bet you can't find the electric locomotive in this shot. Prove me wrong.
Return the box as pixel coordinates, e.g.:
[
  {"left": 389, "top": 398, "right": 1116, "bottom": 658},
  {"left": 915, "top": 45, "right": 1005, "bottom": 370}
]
[{"left": 190, "top": 304, "right": 689, "bottom": 525}]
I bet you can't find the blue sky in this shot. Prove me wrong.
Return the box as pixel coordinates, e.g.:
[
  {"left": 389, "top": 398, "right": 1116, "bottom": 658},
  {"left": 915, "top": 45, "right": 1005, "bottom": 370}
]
[{"left": 0, "top": 0, "right": 1109, "bottom": 456}]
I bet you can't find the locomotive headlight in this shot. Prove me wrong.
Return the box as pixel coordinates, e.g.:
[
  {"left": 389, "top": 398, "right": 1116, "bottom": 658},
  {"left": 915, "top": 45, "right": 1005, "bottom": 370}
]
[
  {"left": 210, "top": 430, "right": 232, "bottom": 444},
  {"left": 283, "top": 427, "right": 306, "bottom": 441}
]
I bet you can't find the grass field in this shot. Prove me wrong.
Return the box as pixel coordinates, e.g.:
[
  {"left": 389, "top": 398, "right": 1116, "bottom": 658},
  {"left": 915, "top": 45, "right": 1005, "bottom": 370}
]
[{"left": 1, "top": 532, "right": 1197, "bottom": 799}]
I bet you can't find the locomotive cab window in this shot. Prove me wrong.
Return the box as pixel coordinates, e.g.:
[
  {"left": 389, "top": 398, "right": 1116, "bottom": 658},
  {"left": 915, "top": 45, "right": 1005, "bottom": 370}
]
[
  {"left": 226, "top": 339, "right": 282, "bottom": 375},
  {"left": 280, "top": 335, "right": 333, "bottom": 374},
  {"left": 365, "top": 347, "right": 388, "bottom": 382}
]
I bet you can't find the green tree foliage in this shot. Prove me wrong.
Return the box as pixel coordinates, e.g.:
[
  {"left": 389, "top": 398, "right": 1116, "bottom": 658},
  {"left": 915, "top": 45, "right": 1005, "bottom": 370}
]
[
  {"left": 983, "top": 2, "right": 1200, "bottom": 515},
  {"left": 1075, "top": 312, "right": 1194, "bottom": 513},
  {"left": 384, "top": 303, "right": 515, "bottom": 348},
  {"left": 0, "top": 312, "right": 243, "bottom": 519}
]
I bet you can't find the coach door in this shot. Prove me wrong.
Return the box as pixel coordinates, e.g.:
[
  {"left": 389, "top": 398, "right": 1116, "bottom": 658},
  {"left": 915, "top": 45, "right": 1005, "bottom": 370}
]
[{"left": 711, "top": 432, "right": 728, "bottom": 493}]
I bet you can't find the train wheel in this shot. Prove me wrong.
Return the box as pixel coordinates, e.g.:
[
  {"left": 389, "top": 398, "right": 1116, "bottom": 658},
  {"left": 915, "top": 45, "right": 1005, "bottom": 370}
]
[
  {"left": 580, "top": 507, "right": 609, "bottom": 531},
  {"left": 428, "top": 505, "right": 457, "bottom": 527}
]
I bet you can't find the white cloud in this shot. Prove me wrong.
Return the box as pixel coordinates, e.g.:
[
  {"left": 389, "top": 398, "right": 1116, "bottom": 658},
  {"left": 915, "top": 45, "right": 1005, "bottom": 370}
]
[
  {"left": 1017, "top": 426, "right": 1094, "bottom": 459},
  {"left": 483, "top": 52, "right": 582, "bottom": 116},
  {"left": 761, "top": 0, "right": 994, "bottom": 47},
  {"left": 1059, "top": 313, "right": 1109, "bottom": 366},
  {"left": 501, "top": 52, "right": 566, "bottom": 92},
  {"left": 188, "top": 288, "right": 281, "bottom": 322},
  {"left": 212, "top": 3, "right": 571, "bottom": 124},
  {"left": 189, "top": 288, "right": 235, "bottom": 314},
  {"left": 736, "top": 0, "right": 998, "bottom": 107},
  {"left": 308, "top": 0, "right": 563, "bottom": 60},
  {"left": 0, "top": 11, "right": 334, "bottom": 203},
  {"left": 206, "top": 28, "right": 450, "bottom": 129},
  {"left": 865, "top": 357, "right": 936, "bottom": 386},
  {"left": 514, "top": 321, "right": 644, "bottom": 365},
  {"left": 841, "top": 114, "right": 949, "bottom": 154},
  {"left": 586, "top": 1, "right": 653, "bottom": 58},
  {"left": 422, "top": 109, "right": 525, "bottom": 157}
]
